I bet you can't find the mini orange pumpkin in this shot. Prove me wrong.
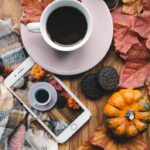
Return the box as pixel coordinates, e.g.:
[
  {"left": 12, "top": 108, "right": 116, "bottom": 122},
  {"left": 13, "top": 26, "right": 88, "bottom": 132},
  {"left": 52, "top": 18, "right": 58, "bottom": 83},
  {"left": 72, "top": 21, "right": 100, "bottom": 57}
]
[
  {"left": 31, "top": 64, "right": 45, "bottom": 80},
  {"left": 68, "top": 96, "right": 80, "bottom": 110},
  {"left": 103, "top": 89, "right": 150, "bottom": 137}
]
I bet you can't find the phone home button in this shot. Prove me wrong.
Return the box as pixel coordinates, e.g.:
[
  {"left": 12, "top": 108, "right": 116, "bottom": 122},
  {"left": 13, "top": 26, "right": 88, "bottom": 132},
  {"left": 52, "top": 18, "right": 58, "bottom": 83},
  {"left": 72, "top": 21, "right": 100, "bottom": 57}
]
[{"left": 71, "top": 123, "right": 77, "bottom": 130}]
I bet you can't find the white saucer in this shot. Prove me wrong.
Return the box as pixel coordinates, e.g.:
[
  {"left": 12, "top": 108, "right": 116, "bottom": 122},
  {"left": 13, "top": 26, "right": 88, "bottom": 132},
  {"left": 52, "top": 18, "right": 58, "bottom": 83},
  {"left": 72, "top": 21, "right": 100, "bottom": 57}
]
[
  {"left": 21, "top": 0, "right": 113, "bottom": 75},
  {"left": 28, "top": 82, "right": 58, "bottom": 111}
]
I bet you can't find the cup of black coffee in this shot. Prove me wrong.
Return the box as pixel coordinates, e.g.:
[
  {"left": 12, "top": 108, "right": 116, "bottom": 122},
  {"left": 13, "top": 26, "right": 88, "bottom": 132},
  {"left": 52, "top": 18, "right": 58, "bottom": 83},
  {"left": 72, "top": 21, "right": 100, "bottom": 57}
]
[
  {"left": 27, "top": 0, "right": 93, "bottom": 52},
  {"left": 35, "top": 89, "right": 51, "bottom": 106},
  {"left": 28, "top": 82, "right": 52, "bottom": 106}
]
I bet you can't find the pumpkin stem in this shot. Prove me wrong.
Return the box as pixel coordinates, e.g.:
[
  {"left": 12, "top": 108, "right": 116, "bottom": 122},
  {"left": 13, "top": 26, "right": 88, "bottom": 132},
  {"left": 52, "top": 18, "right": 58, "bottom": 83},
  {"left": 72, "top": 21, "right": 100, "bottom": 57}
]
[{"left": 125, "top": 110, "right": 135, "bottom": 121}]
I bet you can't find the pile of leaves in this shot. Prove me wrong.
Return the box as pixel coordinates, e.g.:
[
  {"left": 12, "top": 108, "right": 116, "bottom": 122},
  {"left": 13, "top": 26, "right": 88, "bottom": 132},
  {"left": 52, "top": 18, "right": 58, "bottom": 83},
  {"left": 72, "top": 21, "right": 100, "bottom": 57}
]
[{"left": 112, "top": 0, "right": 150, "bottom": 93}]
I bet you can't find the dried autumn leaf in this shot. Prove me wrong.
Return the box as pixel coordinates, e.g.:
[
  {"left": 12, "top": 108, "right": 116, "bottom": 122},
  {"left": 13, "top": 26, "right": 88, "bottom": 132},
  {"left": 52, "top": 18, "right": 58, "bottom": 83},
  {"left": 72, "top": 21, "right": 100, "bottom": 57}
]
[
  {"left": 90, "top": 126, "right": 148, "bottom": 150},
  {"left": 122, "top": 0, "right": 136, "bottom": 3},
  {"left": 21, "top": 0, "right": 82, "bottom": 24},
  {"left": 120, "top": 44, "right": 150, "bottom": 61},
  {"left": 119, "top": 61, "right": 150, "bottom": 89},
  {"left": 112, "top": 7, "right": 135, "bottom": 28},
  {"left": 132, "top": 0, "right": 150, "bottom": 49},
  {"left": 21, "top": 0, "right": 54, "bottom": 24},
  {"left": 78, "top": 141, "right": 101, "bottom": 150},
  {"left": 112, "top": 7, "right": 139, "bottom": 54},
  {"left": 113, "top": 25, "right": 139, "bottom": 54},
  {"left": 143, "top": 0, "right": 150, "bottom": 10},
  {"left": 114, "top": 0, "right": 150, "bottom": 93},
  {"left": 122, "top": 0, "right": 143, "bottom": 15},
  {"left": 119, "top": 42, "right": 150, "bottom": 91}
]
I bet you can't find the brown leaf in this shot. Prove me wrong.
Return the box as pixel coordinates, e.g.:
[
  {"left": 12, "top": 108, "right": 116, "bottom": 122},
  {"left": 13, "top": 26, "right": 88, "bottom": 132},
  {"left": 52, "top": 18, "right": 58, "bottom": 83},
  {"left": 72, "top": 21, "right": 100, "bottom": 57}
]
[
  {"left": 79, "top": 126, "right": 148, "bottom": 150},
  {"left": 78, "top": 141, "right": 101, "bottom": 150},
  {"left": 122, "top": 0, "right": 136, "bottom": 3},
  {"left": 122, "top": 0, "right": 143, "bottom": 15}
]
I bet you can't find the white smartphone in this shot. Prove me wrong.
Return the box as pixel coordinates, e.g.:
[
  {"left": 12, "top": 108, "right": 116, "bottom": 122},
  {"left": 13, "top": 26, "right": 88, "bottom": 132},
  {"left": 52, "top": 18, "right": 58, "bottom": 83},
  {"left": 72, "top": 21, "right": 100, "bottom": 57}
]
[{"left": 4, "top": 57, "right": 91, "bottom": 143}]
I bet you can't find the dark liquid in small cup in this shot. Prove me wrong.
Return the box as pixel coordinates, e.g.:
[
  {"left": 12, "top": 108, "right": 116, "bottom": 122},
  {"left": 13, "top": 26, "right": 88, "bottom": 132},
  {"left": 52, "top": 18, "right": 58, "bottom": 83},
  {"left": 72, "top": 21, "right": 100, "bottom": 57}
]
[
  {"left": 35, "top": 89, "right": 49, "bottom": 103},
  {"left": 46, "top": 6, "right": 87, "bottom": 46}
]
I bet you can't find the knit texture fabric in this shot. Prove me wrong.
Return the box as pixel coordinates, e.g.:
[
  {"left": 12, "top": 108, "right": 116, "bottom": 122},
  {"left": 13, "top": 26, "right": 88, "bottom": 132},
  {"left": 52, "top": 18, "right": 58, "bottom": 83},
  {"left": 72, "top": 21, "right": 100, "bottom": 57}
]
[{"left": 0, "top": 19, "right": 58, "bottom": 150}]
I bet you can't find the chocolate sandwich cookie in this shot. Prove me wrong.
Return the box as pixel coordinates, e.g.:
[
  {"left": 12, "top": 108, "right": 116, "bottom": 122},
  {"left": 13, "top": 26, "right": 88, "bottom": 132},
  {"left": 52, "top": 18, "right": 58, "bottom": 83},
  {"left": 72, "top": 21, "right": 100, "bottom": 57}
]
[
  {"left": 81, "top": 74, "right": 104, "bottom": 100},
  {"left": 97, "top": 66, "right": 119, "bottom": 91}
]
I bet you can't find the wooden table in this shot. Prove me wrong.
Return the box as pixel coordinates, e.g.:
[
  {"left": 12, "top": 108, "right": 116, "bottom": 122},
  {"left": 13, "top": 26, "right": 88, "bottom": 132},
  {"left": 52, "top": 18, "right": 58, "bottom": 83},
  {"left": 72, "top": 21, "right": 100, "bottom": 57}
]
[{"left": 0, "top": 0, "right": 150, "bottom": 150}]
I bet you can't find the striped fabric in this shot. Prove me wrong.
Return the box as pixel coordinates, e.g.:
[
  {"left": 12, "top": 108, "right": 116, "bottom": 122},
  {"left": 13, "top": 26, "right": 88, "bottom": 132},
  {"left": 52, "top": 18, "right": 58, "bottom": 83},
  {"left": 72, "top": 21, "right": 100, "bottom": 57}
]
[
  {"left": 0, "top": 19, "right": 58, "bottom": 150},
  {"left": 0, "top": 19, "right": 27, "bottom": 145}
]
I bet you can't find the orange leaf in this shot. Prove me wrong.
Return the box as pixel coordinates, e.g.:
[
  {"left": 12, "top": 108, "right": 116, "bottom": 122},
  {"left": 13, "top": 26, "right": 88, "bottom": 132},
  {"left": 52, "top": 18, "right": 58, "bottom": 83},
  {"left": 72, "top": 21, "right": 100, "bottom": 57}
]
[
  {"left": 21, "top": 0, "right": 54, "bottom": 24},
  {"left": 122, "top": 0, "right": 136, "bottom": 3}
]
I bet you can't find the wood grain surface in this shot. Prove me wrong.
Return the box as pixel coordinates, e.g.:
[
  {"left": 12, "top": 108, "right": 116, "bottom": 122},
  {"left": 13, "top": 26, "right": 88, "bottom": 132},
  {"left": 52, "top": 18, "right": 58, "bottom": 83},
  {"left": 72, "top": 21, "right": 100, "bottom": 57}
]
[{"left": 0, "top": 0, "right": 150, "bottom": 150}]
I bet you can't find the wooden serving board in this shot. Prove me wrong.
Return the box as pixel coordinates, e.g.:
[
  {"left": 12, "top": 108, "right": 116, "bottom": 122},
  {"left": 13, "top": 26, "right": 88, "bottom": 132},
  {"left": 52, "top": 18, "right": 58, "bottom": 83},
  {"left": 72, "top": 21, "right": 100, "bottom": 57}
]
[{"left": 0, "top": 0, "right": 150, "bottom": 149}]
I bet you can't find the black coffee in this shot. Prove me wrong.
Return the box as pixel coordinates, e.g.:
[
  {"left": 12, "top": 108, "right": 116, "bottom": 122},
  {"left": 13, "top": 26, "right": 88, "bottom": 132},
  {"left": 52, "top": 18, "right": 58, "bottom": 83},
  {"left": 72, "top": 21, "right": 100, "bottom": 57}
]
[
  {"left": 46, "top": 6, "right": 87, "bottom": 46},
  {"left": 35, "top": 89, "right": 49, "bottom": 103}
]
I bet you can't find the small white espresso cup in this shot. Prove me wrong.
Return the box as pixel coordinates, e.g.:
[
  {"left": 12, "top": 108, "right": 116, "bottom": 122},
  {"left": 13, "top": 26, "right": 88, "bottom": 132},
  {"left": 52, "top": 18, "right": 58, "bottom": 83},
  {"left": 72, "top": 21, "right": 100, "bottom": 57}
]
[
  {"left": 27, "top": 0, "right": 93, "bottom": 52},
  {"left": 28, "top": 83, "right": 52, "bottom": 106}
]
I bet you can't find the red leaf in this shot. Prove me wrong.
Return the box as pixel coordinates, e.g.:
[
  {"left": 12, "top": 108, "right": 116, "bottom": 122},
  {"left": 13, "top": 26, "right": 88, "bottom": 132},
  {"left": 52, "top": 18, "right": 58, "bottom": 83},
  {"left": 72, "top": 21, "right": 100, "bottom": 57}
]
[
  {"left": 112, "top": 7, "right": 139, "bottom": 54},
  {"left": 119, "top": 43, "right": 150, "bottom": 90},
  {"left": 112, "top": 7, "right": 135, "bottom": 28},
  {"left": 132, "top": 0, "right": 150, "bottom": 49},
  {"left": 114, "top": 25, "right": 139, "bottom": 54},
  {"left": 120, "top": 44, "right": 150, "bottom": 61},
  {"left": 113, "top": 0, "right": 150, "bottom": 93},
  {"left": 21, "top": 0, "right": 82, "bottom": 24},
  {"left": 119, "top": 61, "right": 150, "bottom": 88},
  {"left": 21, "top": 0, "right": 54, "bottom": 24}
]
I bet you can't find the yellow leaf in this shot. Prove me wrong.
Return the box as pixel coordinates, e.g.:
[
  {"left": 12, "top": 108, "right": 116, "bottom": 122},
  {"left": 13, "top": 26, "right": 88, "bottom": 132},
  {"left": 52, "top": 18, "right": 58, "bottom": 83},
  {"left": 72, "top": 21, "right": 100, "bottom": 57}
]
[
  {"left": 122, "top": 0, "right": 137, "bottom": 3},
  {"left": 122, "top": 0, "right": 143, "bottom": 15}
]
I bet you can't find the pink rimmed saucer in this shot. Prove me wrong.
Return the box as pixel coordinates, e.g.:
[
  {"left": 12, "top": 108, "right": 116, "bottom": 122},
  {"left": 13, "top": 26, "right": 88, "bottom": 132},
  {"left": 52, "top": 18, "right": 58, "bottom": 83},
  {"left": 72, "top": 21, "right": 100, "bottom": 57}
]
[{"left": 21, "top": 0, "right": 113, "bottom": 75}]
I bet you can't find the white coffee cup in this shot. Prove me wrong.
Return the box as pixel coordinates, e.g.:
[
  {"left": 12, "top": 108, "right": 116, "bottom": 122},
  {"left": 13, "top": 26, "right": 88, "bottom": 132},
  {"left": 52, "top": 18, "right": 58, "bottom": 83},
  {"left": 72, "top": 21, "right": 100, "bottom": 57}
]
[
  {"left": 28, "top": 82, "right": 52, "bottom": 106},
  {"left": 27, "top": 0, "right": 93, "bottom": 52},
  {"left": 34, "top": 88, "right": 52, "bottom": 106}
]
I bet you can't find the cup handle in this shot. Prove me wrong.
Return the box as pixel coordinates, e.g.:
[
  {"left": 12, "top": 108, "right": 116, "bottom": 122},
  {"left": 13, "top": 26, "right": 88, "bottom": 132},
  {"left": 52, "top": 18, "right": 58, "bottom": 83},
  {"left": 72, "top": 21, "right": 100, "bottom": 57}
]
[{"left": 27, "top": 22, "right": 40, "bottom": 33}]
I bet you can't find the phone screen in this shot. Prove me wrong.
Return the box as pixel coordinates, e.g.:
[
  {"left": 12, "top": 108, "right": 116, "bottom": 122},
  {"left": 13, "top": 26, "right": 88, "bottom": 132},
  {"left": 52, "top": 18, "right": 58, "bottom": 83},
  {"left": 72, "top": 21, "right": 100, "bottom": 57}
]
[{"left": 10, "top": 64, "right": 84, "bottom": 136}]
